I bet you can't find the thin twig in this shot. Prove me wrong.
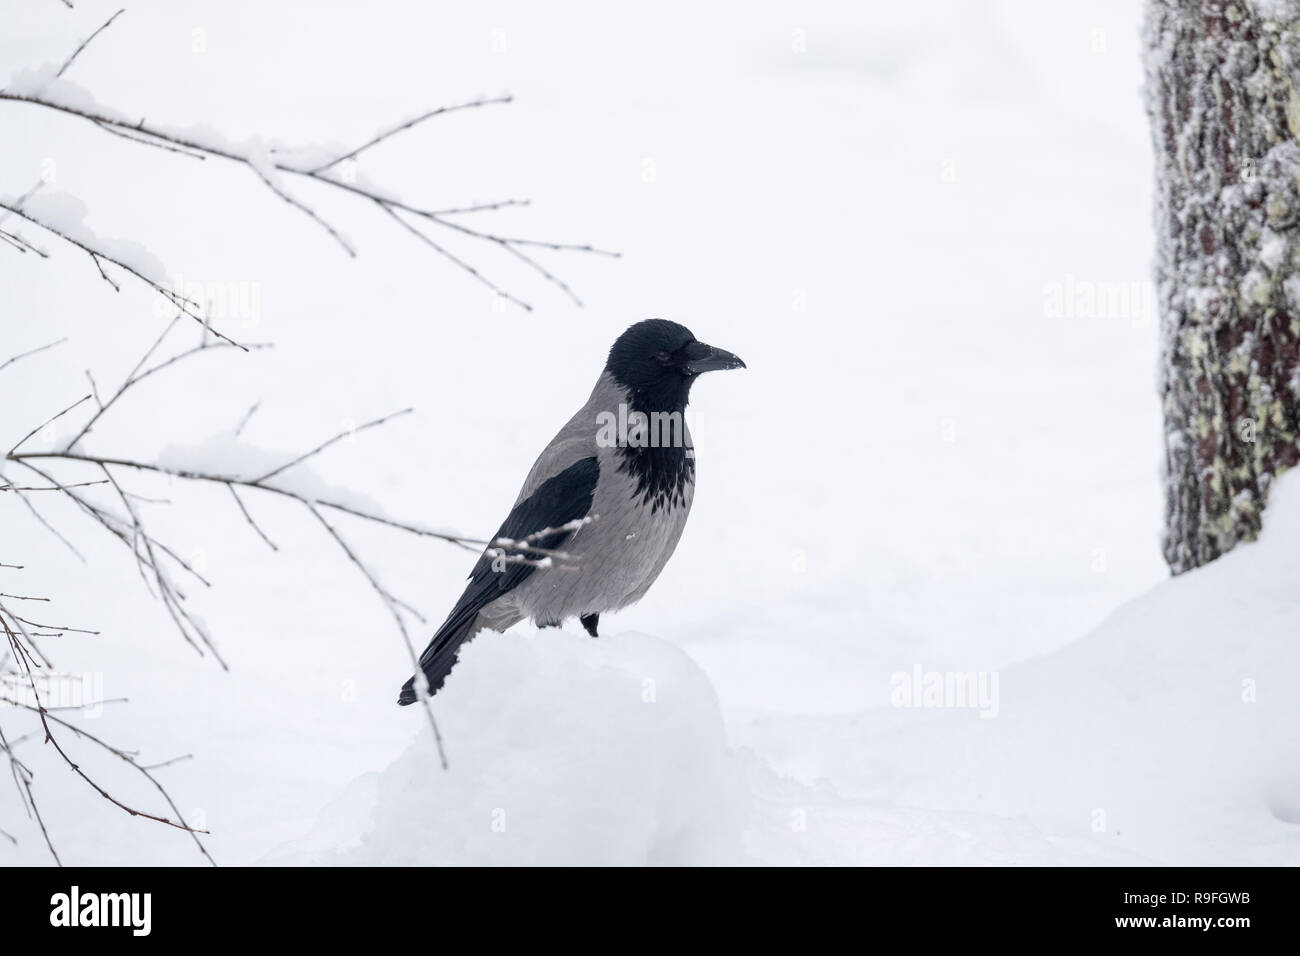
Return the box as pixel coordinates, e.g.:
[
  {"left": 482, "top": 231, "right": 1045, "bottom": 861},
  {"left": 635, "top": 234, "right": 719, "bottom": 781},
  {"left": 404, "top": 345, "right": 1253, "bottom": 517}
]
[
  {"left": 0, "top": 479, "right": 107, "bottom": 492},
  {"left": 66, "top": 317, "right": 266, "bottom": 449},
  {"left": 233, "top": 401, "right": 260, "bottom": 438},
  {"left": 93, "top": 120, "right": 207, "bottom": 160},
  {"left": 12, "top": 489, "right": 85, "bottom": 562},
  {"left": 0, "top": 606, "right": 214, "bottom": 863},
  {"left": 0, "top": 337, "right": 67, "bottom": 375},
  {"left": 56, "top": 8, "right": 125, "bottom": 77},
  {"left": 251, "top": 407, "right": 412, "bottom": 483},
  {"left": 379, "top": 204, "right": 532, "bottom": 311},
  {"left": 139, "top": 753, "right": 193, "bottom": 771},
  {"left": 246, "top": 160, "right": 354, "bottom": 256},
  {"left": 430, "top": 198, "right": 530, "bottom": 215},
  {"left": 7, "top": 394, "right": 91, "bottom": 457},
  {"left": 229, "top": 485, "right": 277, "bottom": 551},
  {"left": 307, "top": 506, "right": 448, "bottom": 769},
  {"left": 307, "top": 95, "right": 513, "bottom": 172}
]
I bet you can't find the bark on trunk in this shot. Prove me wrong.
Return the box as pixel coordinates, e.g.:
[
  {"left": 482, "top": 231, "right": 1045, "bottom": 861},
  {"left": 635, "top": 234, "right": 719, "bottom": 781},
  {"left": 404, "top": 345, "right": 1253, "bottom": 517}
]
[{"left": 1145, "top": 0, "right": 1300, "bottom": 574}]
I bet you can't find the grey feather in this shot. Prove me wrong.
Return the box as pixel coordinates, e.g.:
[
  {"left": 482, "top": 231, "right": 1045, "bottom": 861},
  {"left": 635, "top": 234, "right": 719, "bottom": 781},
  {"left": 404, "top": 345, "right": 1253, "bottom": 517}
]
[{"left": 492, "top": 372, "right": 693, "bottom": 625}]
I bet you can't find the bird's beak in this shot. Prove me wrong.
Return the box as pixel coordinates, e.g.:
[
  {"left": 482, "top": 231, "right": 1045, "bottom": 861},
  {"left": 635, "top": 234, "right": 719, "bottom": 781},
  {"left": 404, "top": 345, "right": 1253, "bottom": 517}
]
[{"left": 683, "top": 343, "right": 747, "bottom": 376}]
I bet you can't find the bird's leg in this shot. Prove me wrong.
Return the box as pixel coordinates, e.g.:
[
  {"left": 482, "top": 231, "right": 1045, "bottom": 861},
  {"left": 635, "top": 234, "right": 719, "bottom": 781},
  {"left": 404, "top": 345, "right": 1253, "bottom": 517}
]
[{"left": 580, "top": 613, "right": 600, "bottom": 638}]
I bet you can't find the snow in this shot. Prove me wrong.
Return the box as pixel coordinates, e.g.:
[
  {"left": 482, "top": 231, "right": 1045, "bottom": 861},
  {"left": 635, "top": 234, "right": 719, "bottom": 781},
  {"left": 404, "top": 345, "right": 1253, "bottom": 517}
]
[
  {"left": 1, "top": 190, "right": 170, "bottom": 283},
  {"left": 269, "top": 630, "right": 744, "bottom": 865},
  {"left": 279, "top": 473, "right": 1300, "bottom": 865},
  {"left": 2, "top": 66, "right": 133, "bottom": 125},
  {"left": 153, "top": 433, "right": 471, "bottom": 540}
]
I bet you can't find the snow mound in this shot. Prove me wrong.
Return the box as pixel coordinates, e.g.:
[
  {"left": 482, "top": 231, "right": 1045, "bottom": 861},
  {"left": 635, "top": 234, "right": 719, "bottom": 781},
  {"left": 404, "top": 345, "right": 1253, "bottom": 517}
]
[
  {"left": 931, "top": 468, "right": 1300, "bottom": 863},
  {"left": 272, "top": 628, "right": 746, "bottom": 866},
  {"left": 748, "top": 471, "right": 1300, "bottom": 864}
]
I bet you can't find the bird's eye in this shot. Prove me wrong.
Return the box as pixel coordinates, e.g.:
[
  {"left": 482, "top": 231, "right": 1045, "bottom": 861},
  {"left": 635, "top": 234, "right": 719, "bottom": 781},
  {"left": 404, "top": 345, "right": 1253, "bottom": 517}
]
[{"left": 655, "top": 350, "right": 673, "bottom": 366}]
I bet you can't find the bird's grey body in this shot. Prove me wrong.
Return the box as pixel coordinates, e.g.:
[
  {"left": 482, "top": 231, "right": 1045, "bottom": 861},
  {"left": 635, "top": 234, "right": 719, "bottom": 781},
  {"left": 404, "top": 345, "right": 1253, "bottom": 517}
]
[
  {"left": 398, "top": 320, "right": 742, "bottom": 705},
  {"left": 491, "top": 372, "right": 694, "bottom": 630}
]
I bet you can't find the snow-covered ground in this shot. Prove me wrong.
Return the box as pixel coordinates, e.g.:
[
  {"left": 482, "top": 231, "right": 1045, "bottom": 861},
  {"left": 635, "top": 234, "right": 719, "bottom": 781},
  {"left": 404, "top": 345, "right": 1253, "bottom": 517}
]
[
  {"left": 3, "top": 1, "right": 1271, "bottom": 866},
  {"left": 272, "top": 473, "right": 1300, "bottom": 866}
]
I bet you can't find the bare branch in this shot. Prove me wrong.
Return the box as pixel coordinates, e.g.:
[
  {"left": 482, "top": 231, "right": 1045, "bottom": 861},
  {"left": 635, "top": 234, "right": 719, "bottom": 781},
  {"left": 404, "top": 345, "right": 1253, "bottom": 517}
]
[
  {"left": 57, "top": 8, "right": 126, "bottom": 77},
  {"left": 89, "top": 252, "right": 120, "bottom": 291},
  {"left": 7, "top": 394, "right": 91, "bottom": 457},
  {"left": 251, "top": 407, "right": 412, "bottom": 483},
  {"left": 246, "top": 160, "right": 354, "bottom": 256},
  {"left": 430, "top": 198, "right": 530, "bottom": 216},
  {"left": 307, "top": 94, "right": 513, "bottom": 172},
  {"left": 11, "top": 489, "right": 86, "bottom": 562},
  {"left": 139, "top": 753, "right": 192, "bottom": 772},
  {"left": 97, "top": 464, "right": 224, "bottom": 665},
  {"left": 379, "top": 203, "right": 532, "bottom": 311},
  {"left": 0, "top": 228, "right": 48, "bottom": 256},
  {"left": 12, "top": 446, "right": 573, "bottom": 558},
  {"left": 0, "top": 337, "right": 65, "bottom": 374},
  {"left": 229, "top": 485, "right": 278, "bottom": 552},
  {"left": 307, "top": 505, "right": 447, "bottom": 769},
  {"left": 233, "top": 401, "right": 260, "bottom": 438},
  {"left": 6, "top": 612, "right": 98, "bottom": 635},
  {"left": 8, "top": 449, "right": 543, "bottom": 553},
  {"left": 65, "top": 317, "right": 268, "bottom": 449},
  {"left": 0, "top": 478, "right": 107, "bottom": 492},
  {"left": 93, "top": 120, "right": 207, "bottom": 159},
  {"left": 0, "top": 604, "right": 214, "bottom": 863}
]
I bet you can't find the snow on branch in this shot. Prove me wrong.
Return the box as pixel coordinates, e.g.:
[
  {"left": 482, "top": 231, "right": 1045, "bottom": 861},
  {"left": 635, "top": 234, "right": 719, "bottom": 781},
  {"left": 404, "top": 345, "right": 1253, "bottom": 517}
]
[
  {"left": 0, "top": 11, "right": 618, "bottom": 326},
  {"left": 0, "top": 190, "right": 229, "bottom": 346}
]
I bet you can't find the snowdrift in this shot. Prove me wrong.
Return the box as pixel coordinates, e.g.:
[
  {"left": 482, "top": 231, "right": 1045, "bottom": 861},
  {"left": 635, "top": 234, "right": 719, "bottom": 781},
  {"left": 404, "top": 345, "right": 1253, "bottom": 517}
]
[
  {"left": 880, "top": 469, "right": 1300, "bottom": 864},
  {"left": 269, "top": 629, "right": 745, "bottom": 865},
  {"left": 745, "top": 472, "right": 1300, "bottom": 865},
  {"left": 279, "top": 476, "right": 1300, "bottom": 866}
]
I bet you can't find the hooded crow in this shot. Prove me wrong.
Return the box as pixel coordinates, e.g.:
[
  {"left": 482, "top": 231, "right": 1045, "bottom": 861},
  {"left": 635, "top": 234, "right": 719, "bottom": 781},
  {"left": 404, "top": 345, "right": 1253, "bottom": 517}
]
[{"left": 398, "top": 319, "right": 745, "bottom": 704}]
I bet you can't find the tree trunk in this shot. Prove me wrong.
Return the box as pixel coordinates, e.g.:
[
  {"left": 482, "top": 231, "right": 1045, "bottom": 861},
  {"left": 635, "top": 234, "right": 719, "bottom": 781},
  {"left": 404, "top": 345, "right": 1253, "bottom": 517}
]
[{"left": 1144, "top": 0, "right": 1300, "bottom": 574}]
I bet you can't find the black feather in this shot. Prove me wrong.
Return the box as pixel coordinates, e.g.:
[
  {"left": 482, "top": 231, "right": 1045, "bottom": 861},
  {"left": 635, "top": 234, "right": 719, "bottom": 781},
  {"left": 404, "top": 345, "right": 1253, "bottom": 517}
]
[{"left": 398, "top": 456, "right": 600, "bottom": 704}]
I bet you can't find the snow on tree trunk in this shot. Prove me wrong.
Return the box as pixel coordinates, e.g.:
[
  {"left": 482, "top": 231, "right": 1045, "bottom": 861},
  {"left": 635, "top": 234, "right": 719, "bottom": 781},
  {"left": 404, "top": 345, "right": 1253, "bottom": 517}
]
[{"left": 1144, "top": 0, "right": 1300, "bottom": 574}]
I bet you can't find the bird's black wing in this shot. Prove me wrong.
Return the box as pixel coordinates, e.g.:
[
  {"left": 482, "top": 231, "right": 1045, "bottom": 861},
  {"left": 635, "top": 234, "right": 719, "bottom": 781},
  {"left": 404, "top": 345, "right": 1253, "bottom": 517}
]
[{"left": 398, "top": 455, "right": 599, "bottom": 704}]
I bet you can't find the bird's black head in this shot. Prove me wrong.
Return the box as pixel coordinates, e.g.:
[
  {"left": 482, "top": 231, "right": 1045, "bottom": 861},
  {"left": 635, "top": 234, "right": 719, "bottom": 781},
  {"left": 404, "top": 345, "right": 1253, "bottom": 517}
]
[{"left": 605, "top": 319, "right": 746, "bottom": 413}]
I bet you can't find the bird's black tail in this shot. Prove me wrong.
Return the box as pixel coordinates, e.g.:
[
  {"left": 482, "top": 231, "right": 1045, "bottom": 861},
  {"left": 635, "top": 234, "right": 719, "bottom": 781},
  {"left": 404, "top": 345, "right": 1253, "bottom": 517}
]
[
  {"left": 398, "top": 456, "right": 600, "bottom": 706},
  {"left": 396, "top": 605, "right": 482, "bottom": 705}
]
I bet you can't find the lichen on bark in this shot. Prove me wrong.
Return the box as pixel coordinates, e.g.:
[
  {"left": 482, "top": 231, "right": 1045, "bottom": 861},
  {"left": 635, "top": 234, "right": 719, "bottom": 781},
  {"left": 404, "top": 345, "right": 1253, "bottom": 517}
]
[{"left": 1144, "top": 0, "right": 1300, "bottom": 573}]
